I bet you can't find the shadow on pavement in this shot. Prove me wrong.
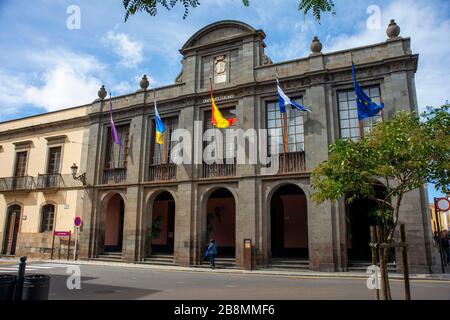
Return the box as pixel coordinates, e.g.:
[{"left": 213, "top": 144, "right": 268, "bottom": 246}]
[{"left": 48, "top": 274, "right": 161, "bottom": 300}]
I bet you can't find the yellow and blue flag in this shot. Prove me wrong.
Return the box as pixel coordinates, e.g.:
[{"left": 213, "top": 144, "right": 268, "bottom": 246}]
[
  {"left": 352, "top": 62, "right": 384, "bottom": 120},
  {"left": 154, "top": 100, "right": 165, "bottom": 145}
]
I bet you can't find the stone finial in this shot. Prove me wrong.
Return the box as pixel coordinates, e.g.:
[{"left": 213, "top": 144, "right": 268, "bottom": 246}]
[
  {"left": 386, "top": 19, "right": 400, "bottom": 39},
  {"left": 310, "top": 36, "right": 322, "bottom": 54},
  {"left": 140, "top": 74, "right": 150, "bottom": 90},
  {"left": 98, "top": 85, "right": 107, "bottom": 100}
]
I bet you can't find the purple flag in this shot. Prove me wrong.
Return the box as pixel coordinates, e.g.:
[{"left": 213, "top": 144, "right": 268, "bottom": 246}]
[{"left": 109, "top": 95, "right": 122, "bottom": 146}]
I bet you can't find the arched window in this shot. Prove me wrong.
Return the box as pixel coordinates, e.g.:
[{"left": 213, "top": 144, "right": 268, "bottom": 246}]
[{"left": 40, "top": 204, "right": 55, "bottom": 232}]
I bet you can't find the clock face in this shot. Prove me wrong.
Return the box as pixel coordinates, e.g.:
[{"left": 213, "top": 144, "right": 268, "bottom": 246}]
[{"left": 215, "top": 60, "right": 226, "bottom": 75}]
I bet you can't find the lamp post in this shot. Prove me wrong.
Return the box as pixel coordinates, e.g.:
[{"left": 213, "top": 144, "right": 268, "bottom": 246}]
[{"left": 71, "top": 163, "right": 86, "bottom": 186}]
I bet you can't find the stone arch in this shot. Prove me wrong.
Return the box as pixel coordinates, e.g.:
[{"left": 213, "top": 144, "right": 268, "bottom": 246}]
[
  {"left": 200, "top": 185, "right": 238, "bottom": 259},
  {"left": 98, "top": 192, "right": 126, "bottom": 254},
  {"left": 181, "top": 20, "right": 257, "bottom": 51},
  {"left": 144, "top": 189, "right": 177, "bottom": 257},
  {"left": 266, "top": 182, "right": 309, "bottom": 261}
]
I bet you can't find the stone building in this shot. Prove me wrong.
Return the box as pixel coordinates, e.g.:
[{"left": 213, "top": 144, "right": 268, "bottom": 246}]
[
  {"left": 0, "top": 20, "right": 437, "bottom": 273},
  {"left": 0, "top": 107, "right": 88, "bottom": 258}
]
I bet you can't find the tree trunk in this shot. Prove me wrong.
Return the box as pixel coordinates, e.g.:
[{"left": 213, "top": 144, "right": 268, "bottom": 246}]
[{"left": 383, "top": 246, "right": 392, "bottom": 300}]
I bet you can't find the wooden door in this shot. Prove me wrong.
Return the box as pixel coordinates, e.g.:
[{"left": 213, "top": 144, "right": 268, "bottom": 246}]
[{"left": 3, "top": 205, "right": 21, "bottom": 255}]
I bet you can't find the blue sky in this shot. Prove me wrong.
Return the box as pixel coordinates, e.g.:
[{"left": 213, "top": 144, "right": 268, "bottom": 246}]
[{"left": 0, "top": 0, "right": 448, "bottom": 201}]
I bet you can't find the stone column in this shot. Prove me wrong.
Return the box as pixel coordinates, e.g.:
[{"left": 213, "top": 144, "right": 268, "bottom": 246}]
[
  {"left": 174, "top": 182, "right": 194, "bottom": 266},
  {"left": 235, "top": 178, "right": 257, "bottom": 268},
  {"left": 122, "top": 186, "right": 140, "bottom": 262},
  {"left": 303, "top": 83, "right": 336, "bottom": 271}
]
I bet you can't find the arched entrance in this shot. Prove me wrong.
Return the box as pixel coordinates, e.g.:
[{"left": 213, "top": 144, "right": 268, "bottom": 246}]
[
  {"left": 146, "top": 191, "right": 176, "bottom": 256},
  {"left": 2, "top": 205, "right": 22, "bottom": 255},
  {"left": 103, "top": 194, "right": 125, "bottom": 253},
  {"left": 270, "top": 184, "right": 308, "bottom": 259},
  {"left": 346, "top": 198, "right": 378, "bottom": 262},
  {"left": 346, "top": 186, "right": 394, "bottom": 264},
  {"left": 205, "top": 188, "right": 236, "bottom": 258}
]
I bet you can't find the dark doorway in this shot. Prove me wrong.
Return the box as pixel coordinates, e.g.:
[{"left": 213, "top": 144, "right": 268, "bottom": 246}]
[
  {"left": 347, "top": 198, "right": 378, "bottom": 261},
  {"left": 270, "top": 185, "right": 308, "bottom": 259},
  {"left": 2, "top": 205, "right": 21, "bottom": 255},
  {"left": 206, "top": 188, "right": 236, "bottom": 258},
  {"left": 104, "top": 194, "right": 125, "bottom": 253},
  {"left": 150, "top": 191, "right": 176, "bottom": 255}
]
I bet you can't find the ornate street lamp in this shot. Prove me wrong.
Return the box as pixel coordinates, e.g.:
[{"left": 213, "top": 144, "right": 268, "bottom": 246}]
[{"left": 71, "top": 163, "right": 86, "bottom": 186}]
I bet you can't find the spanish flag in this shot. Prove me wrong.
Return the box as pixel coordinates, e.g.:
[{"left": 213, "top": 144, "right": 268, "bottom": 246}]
[
  {"left": 210, "top": 80, "right": 237, "bottom": 129},
  {"left": 154, "top": 100, "right": 165, "bottom": 145}
]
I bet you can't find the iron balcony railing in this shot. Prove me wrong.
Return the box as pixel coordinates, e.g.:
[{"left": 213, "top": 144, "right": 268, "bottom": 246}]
[
  {"left": 148, "top": 163, "right": 177, "bottom": 181},
  {"left": 36, "top": 173, "right": 63, "bottom": 190},
  {"left": 202, "top": 159, "right": 236, "bottom": 178},
  {"left": 0, "top": 176, "right": 35, "bottom": 192},
  {"left": 102, "top": 168, "right": 127, "bottom": 184},
  {"left": 278, "top": 151, "right": 306, "bottom": 173}
]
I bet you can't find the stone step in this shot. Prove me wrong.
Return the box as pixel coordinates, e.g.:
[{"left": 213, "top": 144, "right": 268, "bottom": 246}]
[
  {"left": 90, "top": 257, "right": 123, "bottom": 263},
  {"left": 347, "top": 263, "right": 397, "bottom": 273},
  {"left": 199, "top": 258, "right": 237, "bottom": 268},
  {"left": 271, "top": 259, "right": 309, "bottom": 265},
  {"left": 99, "top": 252, "right": 123, "bottom": 257},
  {"left": 142, "top": 255, "right": 175, "bottom": 266},
  {"left": 91, "top": 253, "right": 124, "bottom": 263}
]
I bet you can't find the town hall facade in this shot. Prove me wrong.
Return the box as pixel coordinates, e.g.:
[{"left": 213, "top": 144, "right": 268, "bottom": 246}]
[{"left": 0, "top": 20, "right": 437, "bottom": 273}]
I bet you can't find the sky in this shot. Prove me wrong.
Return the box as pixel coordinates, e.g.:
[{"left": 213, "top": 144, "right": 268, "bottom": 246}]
[{"left": 0, "top": 0, "right": 448, "bottom": 201}]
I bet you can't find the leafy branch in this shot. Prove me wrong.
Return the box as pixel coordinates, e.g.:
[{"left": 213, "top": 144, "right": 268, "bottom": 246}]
[{"left": 123, "top": 0, "right": 335, "bottom": 21}]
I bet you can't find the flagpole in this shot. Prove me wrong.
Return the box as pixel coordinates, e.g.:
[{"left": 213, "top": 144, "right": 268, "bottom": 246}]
[
  {"left": 109, "top": 93, "right": 117, "bottom": 182},
  {"left": 154, "top": 89, "right": 163, "bottom": 165},
  {"left": 163, "top": 129, "right": 168, "bottom": 164},
  {"left": 210, "top": 77, "right": 218, "bottom": 176},
  {"left": 282, "top": 111, "right": 288, "bottom": 154},
  {"left": 275, "top": 68, "right": 288, "bottom": 154}
]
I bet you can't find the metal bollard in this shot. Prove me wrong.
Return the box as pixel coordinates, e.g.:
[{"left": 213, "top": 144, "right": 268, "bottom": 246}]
[{"left": 14, "top": 256, "right": 27, "bottom": 301}]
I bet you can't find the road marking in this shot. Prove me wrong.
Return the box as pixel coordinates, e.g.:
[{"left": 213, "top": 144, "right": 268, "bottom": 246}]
[
  {"left": 22, "top": 266, "right": 54, "bottom": 269},
  {"left": 0, "top": 268, "right": 39, "bottom": 272},
  {"left": 38, "top": 263, "right": 78, "bottom": 268}
]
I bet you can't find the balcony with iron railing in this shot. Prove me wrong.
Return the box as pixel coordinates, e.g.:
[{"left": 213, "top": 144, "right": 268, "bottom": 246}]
[
  {"left": 202, "top": 159, "right": 236, "bottom": 178},
  {"left": 0, "top": 176, "right": 35, "bottom": 193},
  {"left": 278, "top": 151, "right": 306, "bottom": 173},
  {"left": 102, "top": 168, "right": 127, "bottom": 184},
  {"left": 36, "top": 173, "right": 63, "bottom": 192},
  {"left": 148, "top": 163, "right": 177, "bottom": 182}
]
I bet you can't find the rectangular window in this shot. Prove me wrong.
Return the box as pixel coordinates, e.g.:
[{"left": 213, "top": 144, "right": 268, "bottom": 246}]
[
  {"left": 338, "top": 87, "right": 382, "bottom": 140},
  {"left": 14, "top": 151, "right": 28, "bottom": 177},
  {"left": 204, "top": 107, "right": 237, "bottom": 160},
  {"left": 152, "top": 117, "right": 179, "bottom": 165},
  {"left": 266, "top": 98, "right": 305, "bottom": 154},
  {"left": 105, "top": 125, "right": 130, "bottom": 169},
  {"left": 46, "top": 147, "right": 62, "bottom": 174},
  {"left": 40, "top": 205, "right": 55, "bottom": 233}
]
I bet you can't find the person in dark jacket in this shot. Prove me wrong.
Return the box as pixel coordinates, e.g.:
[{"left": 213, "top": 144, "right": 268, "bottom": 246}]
[
  {"left": 207, "top": 239, "right": 218, "bottom": 269},
  {"left": 441, "top": 230, "right": 450, "bottom": 264}
]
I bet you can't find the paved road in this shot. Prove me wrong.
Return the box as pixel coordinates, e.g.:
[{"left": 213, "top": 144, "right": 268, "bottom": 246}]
[{"left": 1, "top": 261, "right": 449, "bottom": 300}]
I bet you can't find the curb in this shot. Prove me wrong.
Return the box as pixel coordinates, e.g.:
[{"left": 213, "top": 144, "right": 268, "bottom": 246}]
[{"left": 8, "top": 258, "right": 449, "bottom": 282}]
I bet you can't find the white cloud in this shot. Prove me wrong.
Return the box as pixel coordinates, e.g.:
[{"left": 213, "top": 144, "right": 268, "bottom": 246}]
[
  {"left": 0, "top": 50, "right": 105, "bottom": 113},
  {"left": 102, "top": 31, "right": 144, "bottom": 68},
  {"left": 324, "top": 0, "right": 450, "bottom": 111}
]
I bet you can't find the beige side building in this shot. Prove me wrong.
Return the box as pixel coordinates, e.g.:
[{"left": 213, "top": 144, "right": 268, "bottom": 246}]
[{"left": 0, "top": 106, "right": 89, "bottom": 258}]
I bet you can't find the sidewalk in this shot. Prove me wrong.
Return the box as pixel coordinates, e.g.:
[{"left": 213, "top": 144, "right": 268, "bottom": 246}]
[{"left": 2, "top": 256, "right": 450, "bottom": 281}]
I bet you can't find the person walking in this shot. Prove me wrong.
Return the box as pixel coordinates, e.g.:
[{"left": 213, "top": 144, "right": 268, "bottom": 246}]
[
  {"left": 207, "top": 239, "right": 218, "bottom": 269},
  {"left": 441, "top": 230, "right": 449, "bottom": 265},
  {"left": 443, "top": 230, "right": 450, "bottom": 264}
]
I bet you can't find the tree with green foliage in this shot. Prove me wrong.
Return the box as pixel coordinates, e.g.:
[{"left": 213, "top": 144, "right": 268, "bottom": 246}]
[
  {"left": 123, "top": 0, "right": 335, "bottom": 21},
  {"left": 311, "top": 105, "right": 449, "bottom": 299}
]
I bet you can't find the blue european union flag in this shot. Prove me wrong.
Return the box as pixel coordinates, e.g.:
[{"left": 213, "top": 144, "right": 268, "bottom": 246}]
[{"left": 352, "top": 63, "right": 384, "bottom": 120}]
